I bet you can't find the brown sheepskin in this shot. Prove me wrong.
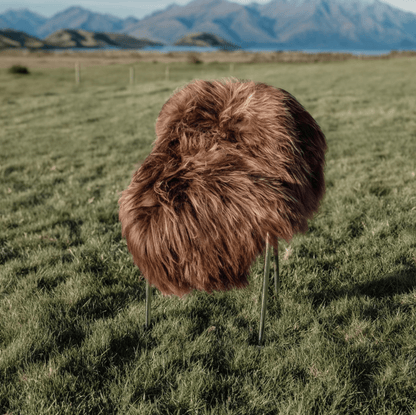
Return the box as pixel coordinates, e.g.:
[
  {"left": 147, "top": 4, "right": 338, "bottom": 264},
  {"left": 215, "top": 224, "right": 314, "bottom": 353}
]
[{"left": 119, "top": 77, "right": 327, "bottom": 297}]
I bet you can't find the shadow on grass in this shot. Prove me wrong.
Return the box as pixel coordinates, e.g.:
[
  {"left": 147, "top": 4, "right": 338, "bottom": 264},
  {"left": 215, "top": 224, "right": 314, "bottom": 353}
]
[{"left": 307, "top": 265, "right": 416, "bottom": 309}]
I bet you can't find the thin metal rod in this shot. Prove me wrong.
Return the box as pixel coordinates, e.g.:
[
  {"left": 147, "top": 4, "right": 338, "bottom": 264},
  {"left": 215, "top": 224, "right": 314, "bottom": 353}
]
[
  {"left": 145, "top": 279, "right": 152, "bottom": 327},
  {"left": 259, "top": 232, "right": 272, "bottom": 346},
  {"left": 273, "top": 239, "right": 279, "bottom": 296}
]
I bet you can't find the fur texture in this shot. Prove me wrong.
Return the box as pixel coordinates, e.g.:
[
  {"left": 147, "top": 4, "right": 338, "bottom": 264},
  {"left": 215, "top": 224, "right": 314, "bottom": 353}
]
[{"left": 119, "top": 77, "right": 327, "bottom": 297}]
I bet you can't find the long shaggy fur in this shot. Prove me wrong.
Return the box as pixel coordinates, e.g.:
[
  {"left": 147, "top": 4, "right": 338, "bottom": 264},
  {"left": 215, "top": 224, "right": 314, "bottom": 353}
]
[{"left": 119, "top": 77, "right": 327, "bottom": 297}]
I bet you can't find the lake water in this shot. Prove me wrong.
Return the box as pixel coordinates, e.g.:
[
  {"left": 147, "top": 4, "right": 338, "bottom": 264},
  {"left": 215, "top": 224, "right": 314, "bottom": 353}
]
[
  {"left": 55, "top": 45, "right": 415, "bottom": 56},
  {"left": 141, "top": 45, "right": 413, "bottom": 56}
]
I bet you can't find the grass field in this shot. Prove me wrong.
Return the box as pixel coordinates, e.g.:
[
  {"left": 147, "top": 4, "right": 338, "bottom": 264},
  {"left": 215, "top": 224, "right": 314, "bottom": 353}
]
[{"left": 1, "top": 55, "right": 416, "bottom": 414}]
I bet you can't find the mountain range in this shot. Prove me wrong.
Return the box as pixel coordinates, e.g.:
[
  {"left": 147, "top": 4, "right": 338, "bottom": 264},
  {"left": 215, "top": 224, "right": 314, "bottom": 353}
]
[{"left": 1, "top": 0, "right": 416, "bottom": 49}]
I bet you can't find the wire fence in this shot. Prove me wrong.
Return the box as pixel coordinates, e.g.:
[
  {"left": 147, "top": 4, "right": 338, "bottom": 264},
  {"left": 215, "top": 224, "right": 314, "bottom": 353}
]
[{"left": 73, "top": 61, "right": 236, "bottom": 85}]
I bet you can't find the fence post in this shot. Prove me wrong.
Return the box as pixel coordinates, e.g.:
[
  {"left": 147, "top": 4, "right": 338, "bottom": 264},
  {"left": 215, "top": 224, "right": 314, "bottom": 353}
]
[
  {"left": 165, "top": 65, "right": 169, "bottom": 81},
  {"left": 130, "top": 67, "right": 134, "bottom": 85},
  {"left": 75, "top": 62, "right": 80, "bottom": 85}
]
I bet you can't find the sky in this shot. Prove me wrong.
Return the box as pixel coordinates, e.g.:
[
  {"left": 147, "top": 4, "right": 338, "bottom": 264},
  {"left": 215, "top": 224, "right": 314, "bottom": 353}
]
[{"left": 1, "top": 0, "right": 416, "bottom": 19}]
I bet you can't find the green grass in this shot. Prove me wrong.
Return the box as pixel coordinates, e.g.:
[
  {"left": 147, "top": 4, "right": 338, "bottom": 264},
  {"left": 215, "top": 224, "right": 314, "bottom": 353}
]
[{"left": 1, "top": 57, "right": 416, "bottom": 414}]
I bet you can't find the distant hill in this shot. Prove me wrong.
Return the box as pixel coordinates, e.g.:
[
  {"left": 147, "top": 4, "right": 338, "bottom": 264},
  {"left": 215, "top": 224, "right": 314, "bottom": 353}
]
[
  {"left": 173, "top": 32, "right": 241, "bottom": 50},
  {"left": 0, "top": 28, "right": 166, "bottom": 50},
  {"left": 0, "top": 28, "right": 239, "bottom": 50},
  {"left": 1, "top": 0, "right": 416, "bottom": 50},
  {"left": 44, "top": 29, "right": 163, "bottom": 49},
  {"left": 98, "top": 33, "right": 164, "bottom": 49},
  {"left": 0, "top": 29, "right": 44, "bottom": 49}
]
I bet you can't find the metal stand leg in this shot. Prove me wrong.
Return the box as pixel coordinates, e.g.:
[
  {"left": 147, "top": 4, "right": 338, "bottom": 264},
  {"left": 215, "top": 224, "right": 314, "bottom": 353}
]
[
  {"left": 145, "top": 279, "right": 152, "bottom": 328},
  {"left": 273, "top": 239, "right": 279, "bottom": 296},
  {"left": 259, "top": 233, "right": 272, "bottom": 346}
]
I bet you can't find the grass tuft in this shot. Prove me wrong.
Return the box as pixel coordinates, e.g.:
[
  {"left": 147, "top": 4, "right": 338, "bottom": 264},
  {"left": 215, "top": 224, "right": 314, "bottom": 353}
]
[{"left": 8, "top": 64, "right": 30, "bottom": 74}]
